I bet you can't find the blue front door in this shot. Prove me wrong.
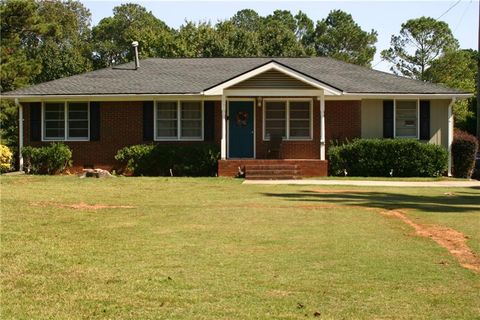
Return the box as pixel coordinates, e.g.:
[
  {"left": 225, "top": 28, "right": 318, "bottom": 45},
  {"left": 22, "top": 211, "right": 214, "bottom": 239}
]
[{"left": 229, "top": 101, "right": 254, "bottom": 158}]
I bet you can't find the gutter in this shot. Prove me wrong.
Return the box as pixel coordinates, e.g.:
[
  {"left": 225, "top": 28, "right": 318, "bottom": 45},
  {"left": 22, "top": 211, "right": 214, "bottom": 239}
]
[
  {"left": 14, "top": 98, "right": 24, "bottom": 172},
  {"left": 4, "top": 92, "right": 472, "bottom": 102}
]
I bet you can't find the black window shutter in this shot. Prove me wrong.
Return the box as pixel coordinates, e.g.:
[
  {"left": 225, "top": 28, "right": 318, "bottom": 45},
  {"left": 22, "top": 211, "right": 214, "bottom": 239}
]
[
  {"left": 90, "top": 102, "right": 101, "bottom": 141},
  {"left": 419, "top": 100, "right": 430, "bottom": 140},
  {"left": 204, "top": 101, "right": 215, "bottom": 141},
  {"left": 143, "top": 101, "right": 154, "bottom": 141},
  {"left": 383, "top": 100, "right": 394, "bottom": 138},
  {"left": 30, "top": 102, "right": 42, "bottom": 141}
]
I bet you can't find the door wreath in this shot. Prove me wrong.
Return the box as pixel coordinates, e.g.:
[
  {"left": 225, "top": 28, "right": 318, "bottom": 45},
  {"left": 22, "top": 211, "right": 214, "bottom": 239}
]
[{"left": 236, "top": 111, "right": 248, "bottom": 127}]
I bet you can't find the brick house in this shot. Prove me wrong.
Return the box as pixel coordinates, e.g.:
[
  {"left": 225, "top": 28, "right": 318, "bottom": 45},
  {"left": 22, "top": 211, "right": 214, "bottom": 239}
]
[{"left": 3, "top": 58, "right": 470, "bottom": 177}]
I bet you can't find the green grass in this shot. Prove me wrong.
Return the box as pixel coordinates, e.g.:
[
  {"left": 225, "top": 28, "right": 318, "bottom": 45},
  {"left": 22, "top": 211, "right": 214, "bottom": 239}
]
[{"left": 1, "top": 176, "right": 479, "bottom": 319}]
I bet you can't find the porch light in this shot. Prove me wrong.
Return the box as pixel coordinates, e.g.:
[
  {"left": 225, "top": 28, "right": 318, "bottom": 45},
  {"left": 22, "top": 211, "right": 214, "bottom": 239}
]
[{"left": 257, "top": 97, "right": 263, "bottom": 107}]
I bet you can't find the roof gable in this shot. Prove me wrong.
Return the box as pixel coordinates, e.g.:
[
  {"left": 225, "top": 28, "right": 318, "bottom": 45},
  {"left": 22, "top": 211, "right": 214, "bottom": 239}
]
[
  {"left": 203, "top": 61, "right": 342, "bottom": 96},
  {"left": 229, "top": 69, "right": 314, "bottom": 90}
]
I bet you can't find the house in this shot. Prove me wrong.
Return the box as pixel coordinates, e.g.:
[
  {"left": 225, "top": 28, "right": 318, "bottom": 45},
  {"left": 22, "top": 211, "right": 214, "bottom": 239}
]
[{"left": 3, "top": 57, "right": 470, "bottom": 177}]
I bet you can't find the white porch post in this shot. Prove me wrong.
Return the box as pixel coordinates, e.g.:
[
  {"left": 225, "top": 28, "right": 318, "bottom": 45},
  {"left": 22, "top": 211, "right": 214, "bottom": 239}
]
[
  {"left": 319, "top": 93, "right": 326, "bottom": 161},
  {"left": 447, "top": 98, "right": 455, "bottom": 176},
  {"left": 15, "top": 99, "right": 24, "bottom": 171},
  {"left": 221, "top": 94, "right": 227, "bottom": 160}
]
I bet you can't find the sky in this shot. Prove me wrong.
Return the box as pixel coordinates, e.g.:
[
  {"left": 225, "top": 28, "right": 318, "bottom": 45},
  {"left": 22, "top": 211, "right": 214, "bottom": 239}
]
[{"left": 80, "top": 0, "right": 478, "bottom": 73}]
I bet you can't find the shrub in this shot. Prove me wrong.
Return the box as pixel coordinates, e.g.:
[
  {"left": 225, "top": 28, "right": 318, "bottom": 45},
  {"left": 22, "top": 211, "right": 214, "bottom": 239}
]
[
  {"left": 328, "top": 139, "right": 448, "bottom": 177},
  {"left": 22, "top": 143, "right": 72, "bottom": 175},
  {"left": 452, "top": 130, "right": 479, "bottom": 178},
  {"left": 0, "top": 144, "right": 13, "bottom": 173},
  {"left": 115, "top": 144, "right": 220, "bottom": 176},
  {"left": 114, "top": 144, "right": 155, "bottom": 175}
]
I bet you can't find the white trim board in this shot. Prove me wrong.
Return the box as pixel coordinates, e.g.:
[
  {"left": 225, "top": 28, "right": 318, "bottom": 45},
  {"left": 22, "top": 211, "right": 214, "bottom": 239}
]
[{"left": 7, "top": 92, "right": 471, "bottom": 102}]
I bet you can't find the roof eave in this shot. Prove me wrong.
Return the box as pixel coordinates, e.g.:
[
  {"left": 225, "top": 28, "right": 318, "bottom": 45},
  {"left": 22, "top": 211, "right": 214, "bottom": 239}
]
[{"left": 342, "top": 92, "right": 473, "bottom": 99}]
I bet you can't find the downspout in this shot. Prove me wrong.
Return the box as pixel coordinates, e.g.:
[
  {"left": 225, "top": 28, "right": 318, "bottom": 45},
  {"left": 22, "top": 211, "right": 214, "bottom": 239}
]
[
  {"left": 15, "top": 98, "right": 24, "bottom": 172},
  {"left": 447, "top": 97, "right": 456, "bottom": 177}
]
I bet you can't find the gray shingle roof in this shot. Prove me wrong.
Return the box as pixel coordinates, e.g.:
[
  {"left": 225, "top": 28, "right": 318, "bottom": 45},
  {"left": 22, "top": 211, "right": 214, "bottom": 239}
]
[{"left": 2, "top": 57, "right": 466, "bottom": 96}]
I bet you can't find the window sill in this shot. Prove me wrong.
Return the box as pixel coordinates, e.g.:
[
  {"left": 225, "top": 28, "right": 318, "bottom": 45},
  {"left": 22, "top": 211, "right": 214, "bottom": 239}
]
[
  {"left": 154, "top": 138, "right": 204, "bottom": 142},
  {"left": 263, "top": 138, "right": 313, "bottom": 142},
  {"left": 42, "top": 138, "right": 89, "bottom": 142}
]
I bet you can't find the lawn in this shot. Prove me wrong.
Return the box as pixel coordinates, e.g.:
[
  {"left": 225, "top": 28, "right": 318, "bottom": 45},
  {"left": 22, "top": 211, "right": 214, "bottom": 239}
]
[{"left": 1, "top": 176, "right": 479, "bottom": 319}]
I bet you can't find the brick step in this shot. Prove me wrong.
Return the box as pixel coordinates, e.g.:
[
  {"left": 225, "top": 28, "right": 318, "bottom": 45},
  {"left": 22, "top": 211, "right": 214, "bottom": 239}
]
[
  {"left": 246, "top": 165, "right": 298, "bottom": 170},
  {"left": 247, "top": 169, "right": 300, "bottom": 175},
  {"left": 246, "top": 175, "right": 300, "bottom": 180}
]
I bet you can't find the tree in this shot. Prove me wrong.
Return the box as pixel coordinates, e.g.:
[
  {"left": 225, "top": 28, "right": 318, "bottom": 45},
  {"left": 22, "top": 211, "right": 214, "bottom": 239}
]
[
  {"left": 215, "top": 9, "right": 263, "bottom": 57},
  {"left": 31, "top": 0, "right": 93, "bottom": 83},
  {"left": 92, "top": 3, "right": 175, "bottom": 67},
  {"left": 1, "top": 0, "right": 93, "bottom": 160},
  {"left": 425, "top": 49, "right": 478, "bottom": 134},
  {"left": 230, "top": 9, "right": 263, "bottom": 31},
  {"left": 381, "top": 16, "right": 458, "bottom": 80},
  {"left": 215, "top": 20, "right": 261, "bottom": 57},
  {"left": 0, "top": 0, "right": 41, "bottom": 92},
  {"left": 313, "top": 10, "right": 377, "bottom": 67},
  {"left": 175, "top": 21, "right": 224, "bottom": 57},
  {"left": 259, "top": 19, "right": 305, "bottom": 57}
]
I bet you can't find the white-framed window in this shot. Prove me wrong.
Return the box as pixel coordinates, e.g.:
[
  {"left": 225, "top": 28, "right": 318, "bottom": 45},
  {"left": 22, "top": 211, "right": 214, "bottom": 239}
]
[
  {"left": 263, "top": 99, "right": 312, "bottom": 140},
  {"left": 43, "top": 102, "right": 89, "bottom": 141},
  {"left": 155, "top": 100, "right": 203, "bottom": 140},
  {"left": 395, "top": 100, "right": 419, "bottom": 138}
]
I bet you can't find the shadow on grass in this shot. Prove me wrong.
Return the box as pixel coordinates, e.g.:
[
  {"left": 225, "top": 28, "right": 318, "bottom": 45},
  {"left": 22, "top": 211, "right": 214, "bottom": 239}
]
[{"left": 262, "top": 188, "right": 480, "bottom": 213}]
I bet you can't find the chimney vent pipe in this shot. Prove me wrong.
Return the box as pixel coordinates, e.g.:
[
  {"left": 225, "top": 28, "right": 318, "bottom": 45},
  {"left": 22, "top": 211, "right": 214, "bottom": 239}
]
[{"left": 132, "top": 41, "right": 139, "bottom": 69}]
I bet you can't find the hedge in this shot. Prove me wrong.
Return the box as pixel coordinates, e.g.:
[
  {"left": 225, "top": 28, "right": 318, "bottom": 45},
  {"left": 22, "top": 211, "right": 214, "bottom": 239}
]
[
  {"left": 115, "top": 144, "right": 220, "bottom": 176},
  {"left": 22, "top": 143, "right": 72, "bottom": 174},
  {"left": 0, "top": 144, "right": 13, "bottom": 173},
  {"left": 452, "top": 130, "right": 478, "bottom": 178},
  {"left": 328, "top": 139, "right": 448, "bottom": 177}
]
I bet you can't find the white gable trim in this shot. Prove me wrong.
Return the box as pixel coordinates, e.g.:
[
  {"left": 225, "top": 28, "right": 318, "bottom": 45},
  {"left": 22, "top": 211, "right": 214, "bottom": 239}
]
[{"left": 202, "top": 61, "right": 343, "bottom": 96}]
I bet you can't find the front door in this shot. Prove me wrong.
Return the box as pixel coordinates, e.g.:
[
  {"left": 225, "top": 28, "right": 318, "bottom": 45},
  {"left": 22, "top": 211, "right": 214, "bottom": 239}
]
[{"left": 228, "top": 101, "right": 254, "bottom": 158}]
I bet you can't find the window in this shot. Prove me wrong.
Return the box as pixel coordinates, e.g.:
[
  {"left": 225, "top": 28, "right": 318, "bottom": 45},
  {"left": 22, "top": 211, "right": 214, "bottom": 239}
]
[
  {"left": 180, "top": 101, "right": 202, "bottom": 138},
  {"left": 395, "top": 100, "right": 418, "bottom": 138},
  {"left": 155, "top": 101, "right": 203, "bottom": 140},
  {"left": 264, "top": 101, "right": 286, "bottom": 138},
  {"left": 43, "top": 102, "right": 89, "bottom": 141},
  {"left": 156, "top": 101, "right": 178, "bottom": 138},
  {"left": 67, "top": 103, "right": 89, "bottom": 139},
  {"left": 289, "top": 101, "right": 311, "bottom": 138},
  {"left": 264, "top": 100, "right": 311, "bottom": 140}
]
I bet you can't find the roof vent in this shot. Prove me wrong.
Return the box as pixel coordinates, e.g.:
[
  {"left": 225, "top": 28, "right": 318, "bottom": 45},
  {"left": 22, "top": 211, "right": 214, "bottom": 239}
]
[{"left": 132, "top": 41, "right": 139, "bottom": 69}]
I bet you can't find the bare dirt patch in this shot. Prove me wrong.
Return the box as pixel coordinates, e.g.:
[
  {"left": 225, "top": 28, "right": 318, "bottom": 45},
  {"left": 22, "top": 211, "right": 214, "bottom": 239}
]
[
  {"left": 31, "top": 201, "right": 135, "bottom": 210},
  {"left": 382, "top": 210, "right": 480, "bottom": 272}
]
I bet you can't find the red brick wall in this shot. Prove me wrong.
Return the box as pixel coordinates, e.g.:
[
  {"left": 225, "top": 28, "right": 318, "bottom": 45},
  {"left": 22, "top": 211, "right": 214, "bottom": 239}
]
[
  {"left": 21, "top": 99, "right": 360, "bottom": 173},
  {"left": 23, "top": 101, "right": 222, "bottom": 172},
  {"left": 325, "top": 100, "right": 361, "bottom": 150},
  {"left": 255, "top": 98, "right": 320, "bottom": 159},
  {"left": 254, "top": 99, "right": 361, "bottom": 159}
]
